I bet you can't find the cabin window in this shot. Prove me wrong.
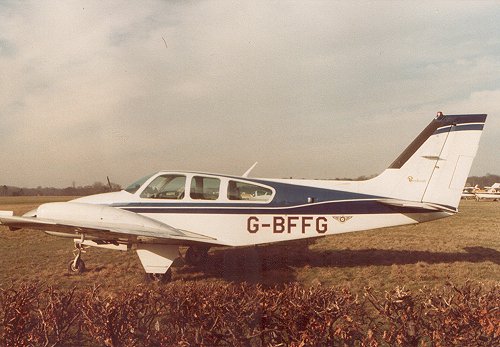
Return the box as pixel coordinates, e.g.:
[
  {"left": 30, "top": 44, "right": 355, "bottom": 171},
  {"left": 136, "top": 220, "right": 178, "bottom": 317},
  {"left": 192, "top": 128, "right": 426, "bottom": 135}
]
[
  {"left": 140, "top": 174, "right": 186, "bottom": 199},
  {"left": 227, "top": 181, "right": 273, "bottom": 202},
  {"left": 190, "top": 176, "right": 220, "bottom": 200}
]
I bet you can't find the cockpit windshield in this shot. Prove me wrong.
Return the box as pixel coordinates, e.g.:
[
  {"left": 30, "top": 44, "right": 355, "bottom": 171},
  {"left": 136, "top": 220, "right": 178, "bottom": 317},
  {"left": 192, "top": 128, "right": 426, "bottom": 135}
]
[
  {"left": 124, "top": 173, "right": 156, "bottom": 194},
  {"left": 140, "top": 175, "right": 186, "bottom": 199}
]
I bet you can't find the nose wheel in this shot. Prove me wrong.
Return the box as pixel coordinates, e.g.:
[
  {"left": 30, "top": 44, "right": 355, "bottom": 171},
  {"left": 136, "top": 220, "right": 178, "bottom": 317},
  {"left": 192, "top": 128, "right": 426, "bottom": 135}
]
[
  {"left": 68, "top": 241, "right": 87, "bottom": 274},
  {"left": 68, "top": 257, "right": 85, "bottom": 273}
]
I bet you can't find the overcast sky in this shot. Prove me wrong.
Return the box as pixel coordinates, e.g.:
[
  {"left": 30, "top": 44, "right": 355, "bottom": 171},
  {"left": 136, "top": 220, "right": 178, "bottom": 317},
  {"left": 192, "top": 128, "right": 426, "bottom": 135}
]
[{"left": 1, "top": 1, "right": 499, "bottom": 188}]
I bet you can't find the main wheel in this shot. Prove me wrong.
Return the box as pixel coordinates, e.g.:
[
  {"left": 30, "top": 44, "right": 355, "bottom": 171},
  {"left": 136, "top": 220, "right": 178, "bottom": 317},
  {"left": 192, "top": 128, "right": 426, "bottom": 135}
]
[
  {"left": 146, "top": 269, "right": 172, "bottom": 283},
  {"left": 68, "top": 258, "right": 85, "bottom": 274},
  {"left": 184, "top": 246, "right": 210, "bottom": 266}
]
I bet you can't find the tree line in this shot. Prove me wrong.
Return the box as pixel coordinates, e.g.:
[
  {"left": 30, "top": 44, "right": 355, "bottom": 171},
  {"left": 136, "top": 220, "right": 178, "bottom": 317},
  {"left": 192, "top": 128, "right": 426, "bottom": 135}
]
[
  {"left": 466, "top": 173, "right": 500, "bottom": 188},
  {"left": 0, "top": 181, "right": 122, "bottom": 197}
]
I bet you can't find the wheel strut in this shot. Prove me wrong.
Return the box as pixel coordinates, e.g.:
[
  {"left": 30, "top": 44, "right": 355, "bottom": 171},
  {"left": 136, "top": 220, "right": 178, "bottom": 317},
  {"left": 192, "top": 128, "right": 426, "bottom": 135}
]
[{"left": 68, "top": 237, "right": 87, "bottom": 274}]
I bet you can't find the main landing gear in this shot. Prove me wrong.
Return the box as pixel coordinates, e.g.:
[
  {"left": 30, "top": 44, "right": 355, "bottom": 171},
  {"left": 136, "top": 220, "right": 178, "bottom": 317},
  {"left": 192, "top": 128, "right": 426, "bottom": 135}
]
[
  {"left": 184, "top": 245, "right": 210, "bottom": 266},
  {"left": 68, "top": 239, "right": 87, "bottom": 274},
  {"left": 144, "top": 246, "right": 206, "bottom": 283},
  {"left": 146, "top": 269, "right": 172, "bottom": 283}
]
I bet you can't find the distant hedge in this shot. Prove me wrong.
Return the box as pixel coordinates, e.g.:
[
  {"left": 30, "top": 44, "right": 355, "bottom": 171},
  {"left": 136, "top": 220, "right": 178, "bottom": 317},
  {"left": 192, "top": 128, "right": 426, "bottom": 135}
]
[{"left": 0, "top": 281, "right": 498, "bottom": 346}]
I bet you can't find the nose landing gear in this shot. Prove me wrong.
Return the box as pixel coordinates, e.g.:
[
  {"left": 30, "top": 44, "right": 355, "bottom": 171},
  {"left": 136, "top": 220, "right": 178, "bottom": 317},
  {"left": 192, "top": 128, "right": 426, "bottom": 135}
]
[{"left": 68, "top": 238, "right": 87, "bottom": 274}]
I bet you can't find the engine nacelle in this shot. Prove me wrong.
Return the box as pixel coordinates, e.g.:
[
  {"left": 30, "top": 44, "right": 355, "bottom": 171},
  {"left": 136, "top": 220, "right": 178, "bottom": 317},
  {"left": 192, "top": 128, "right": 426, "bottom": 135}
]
[{"left": 26, "top": 202, "right": 169, "bottom": 231}]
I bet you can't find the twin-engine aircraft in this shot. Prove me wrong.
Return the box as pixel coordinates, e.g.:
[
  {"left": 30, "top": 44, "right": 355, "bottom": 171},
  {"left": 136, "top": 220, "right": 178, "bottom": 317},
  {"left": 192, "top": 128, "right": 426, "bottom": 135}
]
[{"left": 0, "top": 112, "right": 487, "bottom": 281}]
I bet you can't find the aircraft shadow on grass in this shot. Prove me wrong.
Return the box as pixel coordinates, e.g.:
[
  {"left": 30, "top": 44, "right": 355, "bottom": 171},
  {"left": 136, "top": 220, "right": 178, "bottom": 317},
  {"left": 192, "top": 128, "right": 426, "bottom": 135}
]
[{"left": 176, "top": 244, "right": 500, "bottom": 284}]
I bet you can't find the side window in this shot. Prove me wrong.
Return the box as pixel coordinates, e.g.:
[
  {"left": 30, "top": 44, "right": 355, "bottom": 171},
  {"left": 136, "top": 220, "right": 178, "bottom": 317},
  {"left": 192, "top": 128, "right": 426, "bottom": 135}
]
[
  {"left": 190, "top": 176, "right": 220, "bottom": 200},
  {"left": 227, "top": 181, "right": 273, "bottom": 202},
  {"left": 140, "top": 175, "right": 186, "bottom": 199}
]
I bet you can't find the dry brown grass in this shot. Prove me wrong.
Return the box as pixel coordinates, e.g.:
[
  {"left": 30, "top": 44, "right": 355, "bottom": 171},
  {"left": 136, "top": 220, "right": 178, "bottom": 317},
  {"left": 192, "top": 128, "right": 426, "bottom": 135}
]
[{"left": 0, "top": 198, "right": 498, "bottom": 293}]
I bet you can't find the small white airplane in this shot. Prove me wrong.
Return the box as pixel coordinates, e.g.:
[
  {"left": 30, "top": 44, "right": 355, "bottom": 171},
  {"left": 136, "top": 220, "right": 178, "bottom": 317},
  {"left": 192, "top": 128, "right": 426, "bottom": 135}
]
[
  {"left": 461, "top": 185, "right": 479, "bottom": 200},
  {"left": 0, "top": 112, "right": 487, "bottom": 282},
  {"left": 475, "top": 183, "right": 500, "bottom": 201}
]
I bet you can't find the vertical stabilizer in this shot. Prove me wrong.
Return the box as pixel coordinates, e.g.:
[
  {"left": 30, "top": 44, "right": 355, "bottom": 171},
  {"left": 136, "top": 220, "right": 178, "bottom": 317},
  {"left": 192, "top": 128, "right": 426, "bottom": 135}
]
[{"left": 367, "top": 113, "right": 487, "bottom": 210}]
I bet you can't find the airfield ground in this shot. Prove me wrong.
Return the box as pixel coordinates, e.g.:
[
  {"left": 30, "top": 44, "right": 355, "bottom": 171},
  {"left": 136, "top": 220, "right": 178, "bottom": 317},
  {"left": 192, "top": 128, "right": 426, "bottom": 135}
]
[{"left": 0, "top": 197, "right": 498, "bottom": 293}]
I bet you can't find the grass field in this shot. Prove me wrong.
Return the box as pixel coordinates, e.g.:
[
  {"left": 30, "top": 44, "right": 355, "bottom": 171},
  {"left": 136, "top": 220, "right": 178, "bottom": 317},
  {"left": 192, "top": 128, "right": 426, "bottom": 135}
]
[{"left": 0, "top": 197, "right": 498, "bottom": 293}]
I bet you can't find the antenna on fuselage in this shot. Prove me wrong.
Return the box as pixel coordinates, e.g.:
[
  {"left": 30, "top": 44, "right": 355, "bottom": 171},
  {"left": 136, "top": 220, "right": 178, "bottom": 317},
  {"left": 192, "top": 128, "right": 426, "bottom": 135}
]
[
  {"left": 107, "top": 176, "right": 112, "bottom": 191},
  {"left": 242, "top": 162, "right": 258, "bottom": 178}
]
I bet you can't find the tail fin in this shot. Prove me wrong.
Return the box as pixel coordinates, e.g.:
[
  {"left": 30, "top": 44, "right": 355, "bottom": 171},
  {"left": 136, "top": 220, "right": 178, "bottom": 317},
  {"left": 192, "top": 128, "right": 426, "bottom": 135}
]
[{"left": 368, "top": 113, "right": 487, "bottom": 210}]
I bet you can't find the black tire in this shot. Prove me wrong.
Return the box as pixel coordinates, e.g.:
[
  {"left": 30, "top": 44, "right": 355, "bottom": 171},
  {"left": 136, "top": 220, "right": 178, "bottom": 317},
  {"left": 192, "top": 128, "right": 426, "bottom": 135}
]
[
  {"left": 146, "top": 269, "right": 172, "bottom": 283},
  {"left": 185, "top": 246, "right": 210, "bottom": 266},
  {"left": 68, "top": 258, "right": 85, "bottom": 274}
]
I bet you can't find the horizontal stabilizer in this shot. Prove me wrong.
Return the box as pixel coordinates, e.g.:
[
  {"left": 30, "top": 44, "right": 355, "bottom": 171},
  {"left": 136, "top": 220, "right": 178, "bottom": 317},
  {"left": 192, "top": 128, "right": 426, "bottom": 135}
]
[{"left": 377, "top": 198, "right": 456, "bottom": 213}]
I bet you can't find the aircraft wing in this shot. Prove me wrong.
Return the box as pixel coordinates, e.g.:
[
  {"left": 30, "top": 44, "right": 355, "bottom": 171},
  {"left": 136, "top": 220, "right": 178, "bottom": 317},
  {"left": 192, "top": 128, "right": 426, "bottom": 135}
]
[
  {"left": 0, "top": 215, "right": 215, "bottom": 242},
  {"left": 0, "top": 203, "right": 218, "bottom": 245}
]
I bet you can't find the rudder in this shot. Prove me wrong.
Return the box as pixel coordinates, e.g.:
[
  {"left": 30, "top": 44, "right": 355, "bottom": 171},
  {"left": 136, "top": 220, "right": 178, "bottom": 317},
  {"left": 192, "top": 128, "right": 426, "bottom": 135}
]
[{"left": 421, "top": 114, "right": 486, "bottom": 208}]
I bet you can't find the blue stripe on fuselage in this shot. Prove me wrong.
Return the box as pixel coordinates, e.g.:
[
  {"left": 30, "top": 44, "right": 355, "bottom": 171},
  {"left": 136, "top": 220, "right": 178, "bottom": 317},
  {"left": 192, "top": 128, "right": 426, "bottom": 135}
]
[
  {"left": 252, "top": 180, "right": 379, "bottom": 207},
  {"left": 117, "top": 199, "right": 439, "bottom": 215}
]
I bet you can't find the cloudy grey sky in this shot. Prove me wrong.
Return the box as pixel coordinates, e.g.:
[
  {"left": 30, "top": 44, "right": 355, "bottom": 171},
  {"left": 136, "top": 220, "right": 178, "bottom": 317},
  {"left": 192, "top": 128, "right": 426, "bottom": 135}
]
[{"left": 1, "top": 1, "right": 499, "bottom": 188}]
